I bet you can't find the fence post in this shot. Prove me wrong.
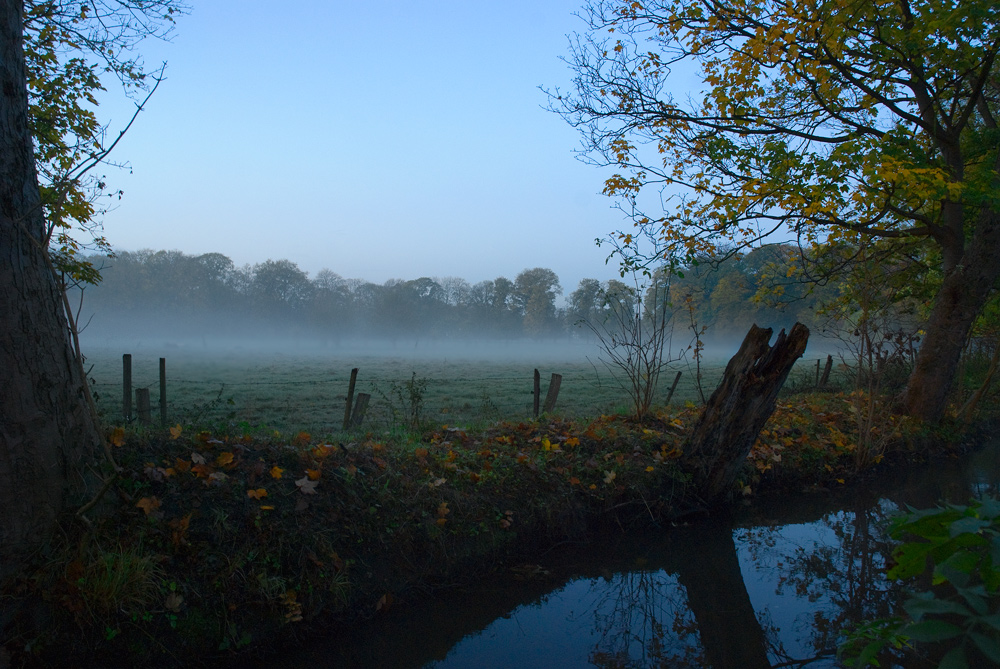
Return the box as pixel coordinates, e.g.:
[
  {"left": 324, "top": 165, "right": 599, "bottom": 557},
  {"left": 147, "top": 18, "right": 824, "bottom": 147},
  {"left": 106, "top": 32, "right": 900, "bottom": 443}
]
[
  {"left": 136, "top": 388, "right": 151, "bottom": 425},
  {"left": 819, "top": 354, "right": 833, "bottom": 389},
  {"left": 343, "top": 368, "right": 359, "bottom": 430},
  {"left": 533, "top": 368, "right": 541, "bottom": 417},
  {"left": 542, "top": 373, "right": 562, "bottom": 413},
  {"left": 159, "top": 357, "right": 167, "bottom": 427},
  {"left": 122, "top": 353, "right": 132, "bottom": 422},
  {"left": 350, "top": 393, "right": 370, "bottom": 427},
  {"left": 665, "top": 371, "right": 683, "bottom": 404},
  {"left": 815, "top": 358, "right": 821, "bottom": 387}
]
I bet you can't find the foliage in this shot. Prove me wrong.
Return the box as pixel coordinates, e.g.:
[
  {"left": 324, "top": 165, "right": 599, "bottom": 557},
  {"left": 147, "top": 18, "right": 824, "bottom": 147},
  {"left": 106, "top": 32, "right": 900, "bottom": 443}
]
[
  {"left": 840, "top": 497, "right": 1000, "bottom": 667},
  {"left": 551, "top": 0, "right": 1000, "bottom": 421},
  {"left": 24, "top": 0, "right": 187, "bottom": 284}
]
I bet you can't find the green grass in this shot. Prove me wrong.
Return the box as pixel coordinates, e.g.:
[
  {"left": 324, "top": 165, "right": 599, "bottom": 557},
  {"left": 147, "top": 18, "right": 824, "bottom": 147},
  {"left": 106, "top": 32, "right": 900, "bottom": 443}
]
[{"left": 82, "top": 347, "right": 723, "bottom": 432}]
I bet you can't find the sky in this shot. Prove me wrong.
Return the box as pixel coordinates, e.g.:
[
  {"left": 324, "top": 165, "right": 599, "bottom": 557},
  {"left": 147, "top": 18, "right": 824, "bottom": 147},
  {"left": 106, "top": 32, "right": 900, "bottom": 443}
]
[{"left": 93, "top": 1, "right": 642, "bottom": 298}]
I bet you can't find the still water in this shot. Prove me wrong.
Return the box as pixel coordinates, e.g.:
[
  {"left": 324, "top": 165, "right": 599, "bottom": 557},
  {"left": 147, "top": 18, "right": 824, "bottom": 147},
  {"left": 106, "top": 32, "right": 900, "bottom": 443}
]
[{"left": 271, "top": 443, "right": 1000, "bottom": 668}]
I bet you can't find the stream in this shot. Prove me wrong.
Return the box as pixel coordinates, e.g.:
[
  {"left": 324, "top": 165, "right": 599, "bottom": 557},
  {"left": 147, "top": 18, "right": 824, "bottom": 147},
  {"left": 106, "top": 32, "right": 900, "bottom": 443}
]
[{"left": 258, "top": 442, "right": 1000, "bottom": 668}]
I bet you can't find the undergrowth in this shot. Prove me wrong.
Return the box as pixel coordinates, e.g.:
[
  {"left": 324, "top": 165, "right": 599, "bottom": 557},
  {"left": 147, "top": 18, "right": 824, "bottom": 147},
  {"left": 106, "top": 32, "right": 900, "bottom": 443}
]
[{"left": 1, "top": 392, "right": 941, "bottom": 667}]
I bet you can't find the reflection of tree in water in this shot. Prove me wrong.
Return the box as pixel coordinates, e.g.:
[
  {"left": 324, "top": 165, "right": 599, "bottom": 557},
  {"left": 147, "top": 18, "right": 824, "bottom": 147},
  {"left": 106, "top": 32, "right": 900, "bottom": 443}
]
[
  {"left": 739, "top": 498, "right": 907, "bottom": 663},
  {"left": 578, "top": 521, "right": 780, "bottom": 668},
  {"left": 579, "top": 568, "right": 701, "bottom": 668}
]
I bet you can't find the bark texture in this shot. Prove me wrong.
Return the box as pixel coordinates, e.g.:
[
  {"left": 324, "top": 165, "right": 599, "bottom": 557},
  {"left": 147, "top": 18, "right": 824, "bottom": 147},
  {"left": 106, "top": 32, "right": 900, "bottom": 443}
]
[
  {"left": 0, "top": 0, "right": 101, "bottom": 579},
  {"left": 902, "top": 206, "right": 1000, "bottom": 422},
  {"left": 685, "top": 323, "right": 809, "bottom": 504}
]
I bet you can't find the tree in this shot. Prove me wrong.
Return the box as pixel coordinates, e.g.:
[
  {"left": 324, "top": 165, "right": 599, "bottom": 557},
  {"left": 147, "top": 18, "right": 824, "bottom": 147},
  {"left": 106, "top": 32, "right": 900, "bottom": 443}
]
[
  {"left": 514, "top": 267, "right": 563, "bottom": 337},
  {"left": 2, "top": 1, "right": 184, "bottom": 577},
  {"left": 552, "top": 0, "right": 1000, "bottom": 422},
  {"left": 24, "top": 0, "right": 184, "bottom": 281},
  {"left": 0, "top": 0, "right": 102, "bottom": 578}
]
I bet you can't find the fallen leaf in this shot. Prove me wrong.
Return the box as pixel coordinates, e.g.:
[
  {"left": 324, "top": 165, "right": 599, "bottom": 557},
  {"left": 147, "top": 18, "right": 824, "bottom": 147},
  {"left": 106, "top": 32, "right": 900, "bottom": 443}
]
[
  {"left": 165, "top": 591, "right": 183, "bottom": 612},
  {"left": 603, "top": 470, "right": 617, "bottom": 485},
  {"left": 109, "top": 427, "right": 126, "bottom": 447},
  {"left": 215, "top": 452, "right": 235, "bottom": 467},
  {"left": 306, "top": 468, "right": 322, "bottom": 481},
  {"left": 295, "top": 476, "right": 318, "bottom": 494},
  {"left": 136, "top": 496, "right": 160, "bottom": 516},
  {"left": 169, "top": 424, "right": 182, "bottom": 440},
  {"left": 270, "top": 466, "right": 284, "bottom": 479},
  {"left": 190, "top": 452, "right": 206, "bottom": 465},
  {"left": 247, "top": 488, "right": 268, "bottom": 500}
]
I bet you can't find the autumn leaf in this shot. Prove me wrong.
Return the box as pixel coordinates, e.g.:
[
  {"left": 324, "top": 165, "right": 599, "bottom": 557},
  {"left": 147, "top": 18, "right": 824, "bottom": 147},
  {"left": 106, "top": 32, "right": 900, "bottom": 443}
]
[
  {"left": 565, "top": 437, "right": 580, "bottom": 447},
  {"left": 293, "top": 431, "right": 312, "bottom": 446},
  {"left": 306, "top": 468, "right": 321, "bottom": 481},
  {"left": 215, "top": 452, "right": 235, "bottom": 467},
  {"left": 109, "top": 427, "right": 125, "bottom": 447},
  {"left": 468, "top": 472, "right": 481, "bottom": 483},
  {"left": 190, "top": 452, "right": 206, "bottom": 465},
  {"left": 174, "top": 457, "right": 191, "bottom": 473},
  {"left": 437, "top": 501, "right": 450, "bottom": 518},
  {"left": 260, "top": 505, "right": 275, "bottom": 511},
  {"left": 247, "top": 488, "right": 268, "bottom": 500},
  {"left": 603, "top": 470, "right": 617, "bottom": 485},
  {"left": 343, "top": 464, "right": 357, "bottom": 476},
  {"left": 295, "top": 476, "right": 318, "bottom": 494},
  {"left": 270, "top": 466, "right": 284, "bottom": 479},
  {"left": 136, "top": 496, "right": 160, "bottom": 516},
  {"left": 169, "top": 424, "right": 182, "bottom": 440},
  {"left": 164, "top": 591, "right": 183, "bottom": 612},
  {"left": 569, "top": 476, "right": 581, "bottom": 485},
  {"left": 413, "top": 447, "right": 429, "bottom": 459}
]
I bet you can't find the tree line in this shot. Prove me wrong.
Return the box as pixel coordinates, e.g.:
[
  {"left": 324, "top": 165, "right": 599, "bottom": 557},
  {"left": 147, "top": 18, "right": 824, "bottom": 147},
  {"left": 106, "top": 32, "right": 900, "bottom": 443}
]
[{"left": 77, "top": 245, "right": 834, "bottom": 343}]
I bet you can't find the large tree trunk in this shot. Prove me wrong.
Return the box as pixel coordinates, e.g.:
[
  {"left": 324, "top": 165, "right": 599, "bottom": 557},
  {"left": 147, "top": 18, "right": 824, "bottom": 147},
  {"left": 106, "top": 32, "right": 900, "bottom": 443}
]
[
  {"left": 0, "top": 1, "right": 101, "bottom": 579},
  {"left": 903, "top": 206, "right": 1000, "bottom": 423},
  {"left": 685, "top": 323, "right": 809, "bottom": 504}
]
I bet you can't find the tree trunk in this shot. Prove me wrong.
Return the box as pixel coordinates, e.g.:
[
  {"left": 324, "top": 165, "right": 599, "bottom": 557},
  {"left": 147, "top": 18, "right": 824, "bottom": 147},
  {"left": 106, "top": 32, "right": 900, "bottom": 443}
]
[
  {"left": 685, "top": 323, "right": 809, "bottom": 504},
  {"left": 903, "top": 206, "right": 1000, "bottom": 422},
  {"left": 0, "top": 1, "right": 101, "bottom": 579}
]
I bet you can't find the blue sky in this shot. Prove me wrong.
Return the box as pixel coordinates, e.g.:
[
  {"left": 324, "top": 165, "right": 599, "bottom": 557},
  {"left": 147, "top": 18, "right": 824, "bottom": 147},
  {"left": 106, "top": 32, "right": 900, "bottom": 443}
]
[{"left": 95, "top": 1, "right": 637, "bottom": 295}]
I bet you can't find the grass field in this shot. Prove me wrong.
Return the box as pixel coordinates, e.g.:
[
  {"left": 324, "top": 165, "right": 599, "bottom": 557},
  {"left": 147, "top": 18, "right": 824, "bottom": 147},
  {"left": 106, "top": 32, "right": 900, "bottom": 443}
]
[{"left": 82, "top": 340, "right": 833, "bottom": 434}]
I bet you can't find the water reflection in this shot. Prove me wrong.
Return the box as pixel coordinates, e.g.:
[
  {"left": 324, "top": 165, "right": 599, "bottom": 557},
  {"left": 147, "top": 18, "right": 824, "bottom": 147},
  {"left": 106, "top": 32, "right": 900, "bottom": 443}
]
[{"left": 266, "top": 442, "right": 1000, "bottom": 668}]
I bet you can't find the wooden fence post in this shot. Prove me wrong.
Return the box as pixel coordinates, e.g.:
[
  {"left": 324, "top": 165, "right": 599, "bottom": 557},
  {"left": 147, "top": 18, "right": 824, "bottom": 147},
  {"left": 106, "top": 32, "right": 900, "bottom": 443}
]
[
  {"left": 819, "top": 354, "right": 833, "bottom": 389},
  {"left": 542, "top": 373, "right": 562, "bottom": 413},
  {"left": 350, "top": 393, "right": 370, "bottom": 427},
  {"left": 815, "top": 358, "right": 821, "bottom": 387},
  {"left": 136, "top": 388, "right": 151, "bottom": 425},
  {"left": 159, "top": 357, "right": 167, "bottom": 426},
  {"left": 533, "top": 369, "right": 541, "bottom": 417},
  {"left": 343, "top": 368, "right": 359, "bottom": 430},
  {"left": 665, "top": 371, "right": 683, "bottom": 404},
  {"left": 122, "top": 353, "right": 132, "bottom": 422}
]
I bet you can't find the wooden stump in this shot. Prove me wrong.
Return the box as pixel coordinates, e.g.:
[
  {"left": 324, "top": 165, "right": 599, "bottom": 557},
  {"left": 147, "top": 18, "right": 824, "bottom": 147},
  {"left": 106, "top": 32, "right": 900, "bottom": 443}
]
[{"left": 684, "top": 323, "right": 809, "bottom": 504}]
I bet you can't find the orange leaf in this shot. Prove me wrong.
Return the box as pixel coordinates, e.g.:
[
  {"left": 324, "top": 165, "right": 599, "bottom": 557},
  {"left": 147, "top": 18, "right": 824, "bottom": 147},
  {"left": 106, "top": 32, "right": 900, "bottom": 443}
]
[
  {"left": 247, "top": 488, "right": 268, "bottom": 500},
  {"left": 413, "top": 447, "right": 429, "bottom": 459},
  {"left": 260, "top": 505, "right": 275, "bottom": 511},
  {"left": 437, "top": 501, "right": 450, "bottom": 517},
  {"left": 136, "top": 496, "right": 161, "bottom": 516},
  {"left": 270, "top": 466, "right": 284, "bottom": 479},
  {"left": 174, "top": 458, "right": 191, "bottom": 473},
  {"left": 216, "top": 452, "right": 235, "bottom": 467},
  {"left": 110, "top": 427, "right": 125, "bottom": 447},
  {"left": 306, "top": 468, "right": 321, "bottom": 481},
  {"left": 169, "top": 424, "right": 183, "bottom": 440},
  {"left": 191, "top": 463, "right": 214, "bottom": 478},
  {"left": 468, "top": 472, "right": 481, "bottom": 483},
  {"left": 565, "top": 437, "right": 580, "bottom": 447},
  {"left": 293, "top": 431, "right": 312, "bottom": 446},
  {"left": 569, "top": 477, "right": 580, "bottom": 485}
]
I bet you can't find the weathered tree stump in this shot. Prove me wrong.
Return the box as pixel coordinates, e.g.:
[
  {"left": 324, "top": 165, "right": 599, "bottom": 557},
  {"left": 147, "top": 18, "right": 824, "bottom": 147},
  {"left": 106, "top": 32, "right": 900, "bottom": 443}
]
[{"left": 684, "top": 323, "right": 809, "bottom": 504}]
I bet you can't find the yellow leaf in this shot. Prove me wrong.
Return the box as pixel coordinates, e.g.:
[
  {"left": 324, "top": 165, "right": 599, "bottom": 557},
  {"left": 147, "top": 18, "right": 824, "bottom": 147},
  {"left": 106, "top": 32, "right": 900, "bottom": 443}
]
[
  {"left": 110, "top": 427, "right": 125, "bottom": 447},
  {"left": 306, "top": 468, "right": 321, "bottom": 481},
  {"left": 260, "top": 505, "right": 275, "bottom": 511},
  {"left": 270, "top": 466, "right": 284, "bottom": 479},
  {"left": 136, "top": 496, "right": 160, "bottom": 516},
  {"left": 565, "top": 437, "right": 580, "bottom": 447},
  {"left": 169, "top": 424, "right": 182, "bottom": 440},
  {"left": 247, "top": 488, "right": 268, "bottom": 500},
  {"left": 645, "top": 466, "right": 655, "bottom": 472},
  {"left": 215, "top": 452, "right": 235, "bottom": 467}
]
